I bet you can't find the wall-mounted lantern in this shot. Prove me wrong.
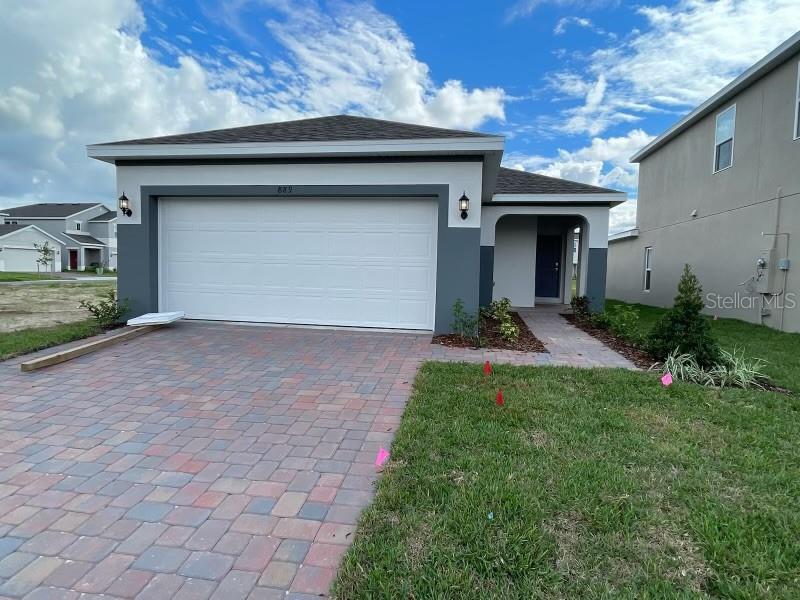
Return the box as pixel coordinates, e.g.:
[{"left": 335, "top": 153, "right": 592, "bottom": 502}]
[
  {"left": 118, "top": 192, "right": 132, "bottom": 217},
  {"left": 458, "top": 192, "right": 469, "bottom": 220}
]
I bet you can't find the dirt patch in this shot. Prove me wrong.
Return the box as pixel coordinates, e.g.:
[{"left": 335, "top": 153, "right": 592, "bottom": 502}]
[
  {"left": 0, "top": 282, "right": 115, "bottom": 332},
  {"left": 562, "top": 313, "right": 656, "bottom": 369},
  {"left": 520, "top": 429, "right": 548, "bottom": 448},
  {"left": 543, "top": 512, "right": 588, "bottom": 576},
  {"left": 432, "top": 311, "right": 548, "bottom": 353},
  {"left": 642, "top": 526, "right": 710, "bottom": 593}
]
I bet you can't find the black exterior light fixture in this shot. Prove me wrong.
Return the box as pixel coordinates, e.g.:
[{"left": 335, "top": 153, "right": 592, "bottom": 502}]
[
  {"left": 118, "top": 192, "right": 132, "bottom": 217},
  {"left": 458, "top": 192, "right": 469, "bottom": 220}
]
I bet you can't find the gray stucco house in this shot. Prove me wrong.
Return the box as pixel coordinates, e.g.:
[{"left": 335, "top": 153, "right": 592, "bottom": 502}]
[
  {"left": 87, "top": 115, "right": 624, "bottom": 333},
  {"left": 0, "top": 203, "right": 118, "bottom": 271},
  {"left": 608, "top": 32, "right": 800, "bottom": 333}
]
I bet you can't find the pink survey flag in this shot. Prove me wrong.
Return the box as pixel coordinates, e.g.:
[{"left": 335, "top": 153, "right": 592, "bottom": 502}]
[
  {"left": 661, "top": 372, "right": 673, "bottom": 386},
  {"left": 375, "top": 447, "right": 390, "bottom": 467}
]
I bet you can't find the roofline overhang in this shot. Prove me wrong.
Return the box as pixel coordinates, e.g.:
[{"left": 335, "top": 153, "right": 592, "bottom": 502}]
[
  {"left": 1, "top": 204, "right": 105, "bottom": 220},
  {"left": 490, "top": 192, "right": 627, "bottom": 207},
  {"left": 0, "top": 224, "right": 66, "bottom": 246},
  {"left": 608, "top": 228, "right": 639, "bottom": 242},
  {"left": 631, "top": 31, "right": 800, "bottom": 163},
  {"left": 87, "top": 136, "right": 506, "bottom": 203},
  {"left": 86, "top": 136, "right": 506, "bottom": 163}
]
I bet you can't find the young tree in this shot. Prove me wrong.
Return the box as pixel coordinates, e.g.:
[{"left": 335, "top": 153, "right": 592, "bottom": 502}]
[
  {"left": 33, "top": 242, "right": 55, "bottom": 274},
  {"left": 647, "top": 264, "right": 720, "bottom": 367}
]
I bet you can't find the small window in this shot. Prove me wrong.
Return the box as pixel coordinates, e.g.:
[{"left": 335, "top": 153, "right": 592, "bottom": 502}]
[
  {"left": 643, "top": 247, "right": 653, "bottom": 291},
  {"left": 714, "top": 105, "right": 736, "bottom": 172},
  {"left": 794, "top": 61, "right": 800, "bottom": 140},
  {"left": 74, "top": 221, "right": 82, "bottom": 231}
]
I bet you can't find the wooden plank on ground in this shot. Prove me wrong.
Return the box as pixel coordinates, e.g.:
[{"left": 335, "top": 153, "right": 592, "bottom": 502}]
[{"left": 20, "top": 325, "right": 163, "bottom": 372}]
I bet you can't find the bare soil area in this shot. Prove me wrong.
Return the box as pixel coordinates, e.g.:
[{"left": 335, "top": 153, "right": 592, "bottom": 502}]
[
  {"left": 0, "top": 282, "right": 115, "bottom": 332},
  {"left": 433, "top": 311, "right": 548, "bottom": 353}
]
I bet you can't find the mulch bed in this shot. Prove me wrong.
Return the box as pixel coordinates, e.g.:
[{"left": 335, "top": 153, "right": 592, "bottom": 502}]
[
  {"left": 561, "top": 312, "right": 657, "bottom": 369},
  {"left": 432, "top": 311, "right": 548, "bottom": 353}
]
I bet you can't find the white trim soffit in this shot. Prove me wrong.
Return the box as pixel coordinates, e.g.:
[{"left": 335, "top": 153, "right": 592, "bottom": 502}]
[
  {"left": 86, "top": 137, "right": 506, "bottom": 163},
  {"left": 491, "top": 192, "right": 627, "bottom": 206}
]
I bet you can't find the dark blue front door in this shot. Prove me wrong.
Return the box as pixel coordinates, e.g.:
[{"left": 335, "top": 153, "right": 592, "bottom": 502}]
[{"left": 535, "top": 235, "right": 562, "bottom": 298}]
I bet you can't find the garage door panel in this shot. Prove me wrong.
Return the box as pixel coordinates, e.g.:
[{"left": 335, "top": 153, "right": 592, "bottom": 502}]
[{"left": 161, "top": 197, "right": 437, "bottom": 329}]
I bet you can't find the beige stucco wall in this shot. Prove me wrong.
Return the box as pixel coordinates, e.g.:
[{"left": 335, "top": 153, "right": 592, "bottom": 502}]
[{"left": 608, "top": 52, "right": 800, "bottom": 331}]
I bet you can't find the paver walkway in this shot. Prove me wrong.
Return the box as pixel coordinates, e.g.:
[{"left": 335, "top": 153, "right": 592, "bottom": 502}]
[
  {"left": 518, "top": 305, "right": 636, "bottom": 369},
  {"left": 0, "top": 316, "right": 630, "bottom": 599}
]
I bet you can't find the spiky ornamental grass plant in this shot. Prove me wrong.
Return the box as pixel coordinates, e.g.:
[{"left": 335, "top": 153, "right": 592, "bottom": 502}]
[
  {"left": 647, "top": 264, "right": 720, "bottom": 367},
  {"left": 656, "top": 348, "right": 769, "bottom": 389}
]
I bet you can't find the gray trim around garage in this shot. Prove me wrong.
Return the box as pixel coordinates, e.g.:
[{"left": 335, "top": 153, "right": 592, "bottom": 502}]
[
  {"left": 119, "top": 184, "right": 480, "bottom": 334},
  {"left": 585, "top": 247, "right": 608, "bottom": 312}
]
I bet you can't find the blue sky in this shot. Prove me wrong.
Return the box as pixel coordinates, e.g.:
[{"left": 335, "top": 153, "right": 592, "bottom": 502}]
[{"left": 1, "top": 0, "right": 799, "bottom": 232}]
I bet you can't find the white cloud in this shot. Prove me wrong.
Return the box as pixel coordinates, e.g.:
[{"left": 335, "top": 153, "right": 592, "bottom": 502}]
[
  {"left": 506, "top": 0, "right": 617, "bottom": 23},
  {"left": 0, "top": 0, "right": 506, "bottom": 205},
  {"left": 609, "top": 198, "right": 637, "bottom": 234},
  {"left": 503, "top": 128, "right": 654, "bottom": 191},
  {"left": 547, "top": 0, "right": 800, "bottom": 135},
  {"left": 553, "top": 16, "right": 613, "bottom": 38}
]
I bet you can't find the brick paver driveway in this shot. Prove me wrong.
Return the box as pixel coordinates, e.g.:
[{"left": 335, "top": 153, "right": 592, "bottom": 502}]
[{"left": 0, "top": 316, "right": 626, "bottom": 599}]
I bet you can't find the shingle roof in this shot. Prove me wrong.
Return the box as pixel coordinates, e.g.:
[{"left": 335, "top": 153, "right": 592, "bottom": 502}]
[
  {"left": 89, "top": 210, "right": 117, "bottom": 222},
  {"left": 0, "top": 203, "right": 101, "bottom": 218},
  {"left": 63, "top": 233, "right": 105, "bottom": 246},
  {"left": 0, "top": 224, "right": 29, "bottom": 237},
  {"left": 493, "top": 167, "right": 620, "bottom": 195},
  {"left": 98, "top": 115, "right": 496, "bottom": 146}
]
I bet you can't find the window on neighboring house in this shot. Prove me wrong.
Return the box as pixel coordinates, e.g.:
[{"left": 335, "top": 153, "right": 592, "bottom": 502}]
[
  {"left": 714, "top": 105, "right": 736, "bottom": 172},
  {"left": 74, "top": 221, "right": 82, "bottom": 231},
  {"left": 794, "top": 61, "right": 800, "bottom": 140},
  {"left": 643, "top": 247, "right": 653, "bottom": 291}
]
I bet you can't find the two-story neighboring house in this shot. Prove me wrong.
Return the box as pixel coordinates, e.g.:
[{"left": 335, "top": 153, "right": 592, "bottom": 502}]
[
  {"left": 0, "top": 203, "right": 117, "bottom": 271},
  {"left": 607, "top": 32, "right": 800, "bottom": 332}
]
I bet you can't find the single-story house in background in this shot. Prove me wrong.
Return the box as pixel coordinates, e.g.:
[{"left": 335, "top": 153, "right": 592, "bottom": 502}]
[
  {"left": 0, "top": 224, "right": 63, "bottom": 272},
  {"left": 87, "top": 115, "right": 624, "bottom": 333}
]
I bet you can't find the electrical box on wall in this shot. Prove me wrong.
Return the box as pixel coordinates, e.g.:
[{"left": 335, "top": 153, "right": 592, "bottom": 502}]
[{"left": 755, "top": 248, "right": 776, "bottom": 293}]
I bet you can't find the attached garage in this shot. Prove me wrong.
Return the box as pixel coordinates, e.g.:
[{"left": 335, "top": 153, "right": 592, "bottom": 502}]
[{"left": 159, "top": 197, "right": 438, "bottom": 330}]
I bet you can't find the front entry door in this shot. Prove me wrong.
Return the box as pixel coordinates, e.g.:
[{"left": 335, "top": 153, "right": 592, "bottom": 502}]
[
  {"left": 535, "top": 235, "right": 562, "bottom": 298},
  {"left": 69, "top": 250, "right": 78, "bottom": 270}
]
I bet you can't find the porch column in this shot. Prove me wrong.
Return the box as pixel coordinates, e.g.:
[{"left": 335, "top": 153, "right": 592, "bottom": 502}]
[
  {"left": 583, "top": 215, "right": 609, "bottom": 313},
  {"left": 78, "top": 247, "right": 85, "bottom": 271}
]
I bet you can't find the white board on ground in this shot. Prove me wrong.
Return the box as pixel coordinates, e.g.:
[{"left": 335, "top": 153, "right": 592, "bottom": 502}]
[{"left": 127, "top": 311, "right": 185, "bottom": 326}]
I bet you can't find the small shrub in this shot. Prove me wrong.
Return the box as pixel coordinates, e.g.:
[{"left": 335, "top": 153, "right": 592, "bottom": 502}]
[
  {"left": 647, "top": 264, "right": 720, "bottom": 367},
  {"left": 499, "top": 318, "right": 519, "bottom": 343},
  {"left": 570, "top": 295, "right": 591, "bottom": 320},
  {"left": 606, "top": 304, "right": 645, "bottom": 346},
  {"left": 486, "top": 297, "right": 512, "bottom": 322},
  {"left": 79, "top": 289, "right": 130, "bottom": 328},
  {"left": 452, "top": 299, "right": 479, "bottom": 345}
]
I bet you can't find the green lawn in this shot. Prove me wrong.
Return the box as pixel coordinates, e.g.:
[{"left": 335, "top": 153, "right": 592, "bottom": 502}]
[
  {"left": 607, "top": 299, "right": 800, "bottom": 392},
  {"left": 335, "top": 363, "right": 799, "bottom": 599},
  {"left": 0, "top": 320, "right": 99, "bottom": 360},
  {"left": 0, "top": 272, "right": 58, "bottom": 282}
]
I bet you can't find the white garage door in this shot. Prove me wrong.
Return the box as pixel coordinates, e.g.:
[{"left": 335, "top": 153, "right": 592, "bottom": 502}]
[
  {"left": 0, "top": 247, "right": 38, "bottom": 272},
  {"left": 160, "top": 197, "right": 438, "bottom": 329}
]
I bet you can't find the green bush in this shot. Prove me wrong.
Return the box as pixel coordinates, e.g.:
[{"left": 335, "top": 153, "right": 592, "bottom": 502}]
[
  {"left": 482, "top": 297, "right": 519, "bottom": 343},
  {"left": 606, "top": 304, "right": 645, "bottom": 346},
  {"left": 647, "top": 264, "right": 720, "bottom": 367},
  {"left": 79, "top": 289, "right": 130, "bottom": 328},
  {"left": 451, "top": 299, "right": 479, "bottom": 345}
]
